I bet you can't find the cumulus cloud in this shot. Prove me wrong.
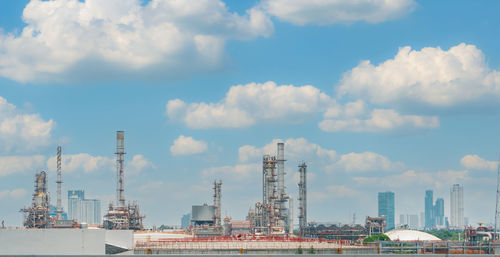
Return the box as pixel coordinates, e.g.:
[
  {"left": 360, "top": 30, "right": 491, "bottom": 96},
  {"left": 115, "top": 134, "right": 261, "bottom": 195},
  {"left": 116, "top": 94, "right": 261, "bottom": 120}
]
[
  {"left": 319, "top": 108, "right": 439, "bottom": 132},
  {"left": 292, "top": 171, "right": 316, "bottom": 184},
  {"left": 325, "top": 185, "right": 358, "bottom": 198},
  {"left": 47, "top": 153, "right": 152, "bottom": 174},
  {"left": 260, "top": 0, "right": 416, "bottom": 26},
  {"left": 354, "top": 169, "right": 468, "bottom": 189},
  {"left": 238, "top": 138, "right": 402, "bottom": 173},
  {"left": 0, "top": 155, "right": 46, "bottom": 176},
  {"left": 334, "top": 152, "right": 404, "bottom": 172},
  {"left": 239, "top": 137, "right": 336, "bottom": 163},
  {"left": 127, "top": 154, "right": 155, "bottom": 174},
  {"left": 338, "top": 43, "right": 500, "bottom": 107},
  {"left": 0, "top": 0, "right": 273, "bottom": 83},
  {"left": 0, "top": 188, "right": 28, "bottom": 199},
  {"left": 166, "top": 81, "right": 333, "bottom": 129},
  {"left": 170, "top": 135, "right": 208, "bottom": 156},
  {"left": 461, "top": 154, "right": 498, "bottom": 171},
  {"left": 202, "top": 163, "right": 260, "bottom": 181},
  {"left": 47, "top": 153, "right": 114, "bottom": 173},
  {"left": 0, "top": 96, "right": 54, "bottom": 152}
]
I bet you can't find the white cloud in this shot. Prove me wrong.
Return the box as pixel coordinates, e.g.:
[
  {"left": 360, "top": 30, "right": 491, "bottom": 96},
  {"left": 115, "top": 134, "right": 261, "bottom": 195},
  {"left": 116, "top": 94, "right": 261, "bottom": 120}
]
[
  {"left": 170, "top": 135, "right": 208, "bottom": 156},
  {"left": 0, "top": 96, "right": 54, "bottom": 152},
  {"left": 319, "top": 108, "right": 439, "bottom": 132},
  {"left": 292, "top": 171, "right": 316, "bottom": 184},
  {"left": 260, "top": 0, "right": 415, "bottom": 26},
  {"left": 334, "top": 152, "right": 404, "bottom": 172},
  {"left": 127, "top": 154, "right": 155, "bottom": 174},
  {"left": 166, "top": 81, "right": 333, "bottom": 129},
  {"left": 325, "top": 185, "right": 358, "bottom": 198},
  {"left": 0, "top": 188, "right": 27, "bottom": 199},
  {"left": 202, "top": 163, "right": 260, "bottom": 181},
  {"left": 0, "top": 155, "right": 45, "bottom": 176},
  {"left": 47, "top": 153, "right": 114, "bottom": 173},
  {"left": 238, "top": 137, "right": 336, "bottom": 163},
  {"left": 0, "top": 0, "right": 273, "bottom": 83},
  {"left": 461, "top": 154, "right": 498, "bottom": 171},
  {"left": 47, "top": 153, "right": 152, "bottom": 174},
  {"left": 354, "top": 169, "right": 468, "bottom": 189},
  {"left": 338, "top": 43, "right": 500, "bottom": 107},
  {"left": 238, "top": 138, "right": 402, "bottom": 174}
]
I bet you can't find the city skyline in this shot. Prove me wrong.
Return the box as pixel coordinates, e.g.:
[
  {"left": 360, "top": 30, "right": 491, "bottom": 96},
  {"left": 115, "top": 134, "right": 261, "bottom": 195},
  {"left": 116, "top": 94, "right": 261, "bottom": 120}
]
[{"left": 0, "top": 0, "right": 499, "bottom": 227}]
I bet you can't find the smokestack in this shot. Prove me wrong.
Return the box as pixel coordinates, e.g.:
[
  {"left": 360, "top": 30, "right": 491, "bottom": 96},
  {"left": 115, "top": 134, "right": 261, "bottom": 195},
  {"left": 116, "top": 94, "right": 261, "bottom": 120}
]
[
  {"left": 298, "top": 162, "right": 307, "bottom": 234},
  {"left": 116, "top": 131, "right": 126, "bottom": 207}
]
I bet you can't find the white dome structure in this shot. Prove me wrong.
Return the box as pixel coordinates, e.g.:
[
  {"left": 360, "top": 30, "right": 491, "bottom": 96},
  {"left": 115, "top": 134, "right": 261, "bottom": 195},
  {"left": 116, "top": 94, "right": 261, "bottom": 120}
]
[{"left": 385, "top": 229, "right": 441, "bottom": 241}]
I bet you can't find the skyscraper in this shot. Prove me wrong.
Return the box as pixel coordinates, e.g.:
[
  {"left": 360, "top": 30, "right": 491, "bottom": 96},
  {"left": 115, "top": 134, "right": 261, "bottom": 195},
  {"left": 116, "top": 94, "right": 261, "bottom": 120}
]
[
  {"left": 450, "top": 184, "right": 464, "bottom": 228},
  {"left": 425, "top": 190, "right": 434, "bottom": 229},
  {"left": 408, "top": 214, "right": 419, "bottom": 229},
  {"left": 181, "top": 213, "right": 191, "bottom": 228},
  {"left": 434, "top": 198, "right": 444, "bottom": 226},
  {"left": 378, "top": 191, "right": 395, "bottom": 231},
  {"left": 67, "top": 190, "right": 101, "bottom": 225}
]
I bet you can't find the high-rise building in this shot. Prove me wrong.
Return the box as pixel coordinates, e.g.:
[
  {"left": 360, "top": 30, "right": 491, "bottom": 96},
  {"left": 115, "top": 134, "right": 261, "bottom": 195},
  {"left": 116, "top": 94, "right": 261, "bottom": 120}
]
[
  {"left": 378, "top": 191, "right": 395, "bottom": 231},
  {"left": 399, "top": 214, "right": 406, "bottom": 226},
  {"left": 67, "top": 190, "right": 101, "bottom": 225},
  {"left": 425, "top": 190, "right": 434, "bottom": 229},
  {"left": 420, "top": 212, "right": 425, "bottom": 229},
  {"left": 450, "top": 184, "right": 464, "bottom": 228},
  {"left": 408, "top": 214, "right": 419, "bottom": 229},
  {"left": 434, "top": 198, "right": 444, "bottom": 226},
  {"left": 181, "top": 213, "right": 191, "bottom": 228}
]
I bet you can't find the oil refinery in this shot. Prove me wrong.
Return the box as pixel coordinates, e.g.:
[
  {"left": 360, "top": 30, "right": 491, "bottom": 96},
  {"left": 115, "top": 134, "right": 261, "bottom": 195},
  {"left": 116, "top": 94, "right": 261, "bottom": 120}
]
[{"left": 1, "top": 131, "right": 499, "bottom": 255}]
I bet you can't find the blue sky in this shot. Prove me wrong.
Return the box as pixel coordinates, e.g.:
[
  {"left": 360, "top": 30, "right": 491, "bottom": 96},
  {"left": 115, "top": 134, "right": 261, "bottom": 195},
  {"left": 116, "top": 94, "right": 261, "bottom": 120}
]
[{"left": 0, "top": 0, "right": 499, "bottom": 228}]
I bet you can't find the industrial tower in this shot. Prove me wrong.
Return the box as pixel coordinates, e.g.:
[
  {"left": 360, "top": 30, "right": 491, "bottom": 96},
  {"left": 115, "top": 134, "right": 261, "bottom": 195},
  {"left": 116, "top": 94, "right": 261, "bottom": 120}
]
[
  {"left": 56, "top": 146, "right": 62, "bottom": 220},
  {"left": 213, "top": 180, "right": 222, "bottom": 230},
  {"left": 21, "top": 171, "right": 51, "bottom": 228},
  {"left": 495, "top": 155, "right": 500, "bottom": 240},
  {"left": 250, "top": 142, "right": 292, "bottom": 235},
  {"left": 103, "top": 131, "right": 145, "bottom": 230},
  {"left": 298, "top": 162, "right": 307, "bottom": 234},
  {"left": 116, "top": 131, "right": 125, "bottom": 207}
]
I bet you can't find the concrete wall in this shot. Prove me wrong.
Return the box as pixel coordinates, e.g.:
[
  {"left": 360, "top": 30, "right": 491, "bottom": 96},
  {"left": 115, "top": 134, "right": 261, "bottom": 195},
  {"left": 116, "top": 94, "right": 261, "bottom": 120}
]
[
  {"left": 0, "top": 228, "right": 105, "bottom": 255},
  {"left": 106, "top": 229, "right": 134, "bottom": 250}
]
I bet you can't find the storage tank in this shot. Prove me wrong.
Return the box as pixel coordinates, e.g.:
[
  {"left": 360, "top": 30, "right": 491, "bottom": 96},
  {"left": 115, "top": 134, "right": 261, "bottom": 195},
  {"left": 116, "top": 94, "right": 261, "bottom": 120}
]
[{"left": 191, "top": 204, "right": 215, "bottom": 226}]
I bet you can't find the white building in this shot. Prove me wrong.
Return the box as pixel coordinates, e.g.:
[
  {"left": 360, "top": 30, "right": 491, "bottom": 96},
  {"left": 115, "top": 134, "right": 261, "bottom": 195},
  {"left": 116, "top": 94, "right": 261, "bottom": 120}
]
[{"left": 450, "top": 184, "right": 464, "bottom": 228}]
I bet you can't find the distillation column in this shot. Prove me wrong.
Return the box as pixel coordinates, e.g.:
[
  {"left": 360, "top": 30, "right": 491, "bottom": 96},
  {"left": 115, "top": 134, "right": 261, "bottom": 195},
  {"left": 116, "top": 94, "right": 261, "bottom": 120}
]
[
  {"left": 298, "top": 162, "right": 307, "bottom": 234},
  {"left": 213, "top": 180, "right": 222, "bottom": 229},
  {"left": 116, "top": 131, "right": 126, "bottom": 207},
  {"left": 56, "top": 146, "right": 62, "bottom": 220}
]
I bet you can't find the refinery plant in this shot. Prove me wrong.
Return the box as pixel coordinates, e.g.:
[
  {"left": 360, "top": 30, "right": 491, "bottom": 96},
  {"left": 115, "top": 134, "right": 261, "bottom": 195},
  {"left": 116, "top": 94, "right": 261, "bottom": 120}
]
[{"left": 4, "top": 131, "right": 500, "bottom": 255}]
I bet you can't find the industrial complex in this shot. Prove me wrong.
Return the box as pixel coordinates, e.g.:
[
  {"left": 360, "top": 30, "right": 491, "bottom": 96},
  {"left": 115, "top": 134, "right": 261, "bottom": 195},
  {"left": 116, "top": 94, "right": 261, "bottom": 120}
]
[{"left": 2, "top": 130, "right": 500, "bottom": 255}]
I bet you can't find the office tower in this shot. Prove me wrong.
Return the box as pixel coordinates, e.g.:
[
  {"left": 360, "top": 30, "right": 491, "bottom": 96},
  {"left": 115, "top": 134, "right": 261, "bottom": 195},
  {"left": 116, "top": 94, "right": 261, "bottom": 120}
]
[
  {"left": 434, "top": 198, "right": 444, "bottom": 226},
  {"left": 420, "top": 212, "right": 425, "bottom": 229},
  {"left": 408, "top": 214, "right": 419, "bottom": 229},
  {"left": 181, "top": 213, "right": 191, "bottom": 228},
  {"left": 450, "top": 184, "right": 464, "bottom": 228},
  {"left": 425, "top": 190, "right": 434, "bottom": 229},
  {"left": 400, "top": 214, "right": 406, "bottom": 226},
  {"left": 378, "top": 191, "right": 395, "bottom": 231},
  {"left": 67, "top": 190, "right": 101, "bottom": 225}
]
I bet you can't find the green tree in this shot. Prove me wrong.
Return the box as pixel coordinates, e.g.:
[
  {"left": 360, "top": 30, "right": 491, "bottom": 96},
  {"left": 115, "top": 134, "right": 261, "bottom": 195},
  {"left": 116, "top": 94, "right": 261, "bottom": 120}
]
[{"left": 363, "top": 234, "right": 391, "bottom": 243}]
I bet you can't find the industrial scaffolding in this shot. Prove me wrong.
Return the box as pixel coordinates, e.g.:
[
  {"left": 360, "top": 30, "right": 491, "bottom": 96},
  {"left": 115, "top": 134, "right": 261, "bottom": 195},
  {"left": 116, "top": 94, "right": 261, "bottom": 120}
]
[
  {"left": 103, "top": 131, "right": 145, "bottom": 231},
  {"left": 249, "top": 143, "right": 292, "bottom": 235},
  {"left": 21, "top": 171, "right": 51, "bottom": 228}
]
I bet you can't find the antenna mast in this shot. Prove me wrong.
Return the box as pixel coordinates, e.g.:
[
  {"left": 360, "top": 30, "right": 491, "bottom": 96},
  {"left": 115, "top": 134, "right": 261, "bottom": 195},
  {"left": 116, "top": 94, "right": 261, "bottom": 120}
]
[
  {"left": 56, "top": 146, "right": 62, "bottom": 220},
  {"left": 495, "top": 155, "right": 500, "bottom": 240}
]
